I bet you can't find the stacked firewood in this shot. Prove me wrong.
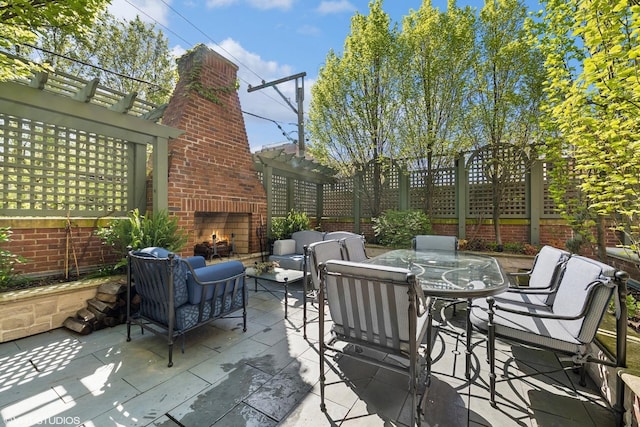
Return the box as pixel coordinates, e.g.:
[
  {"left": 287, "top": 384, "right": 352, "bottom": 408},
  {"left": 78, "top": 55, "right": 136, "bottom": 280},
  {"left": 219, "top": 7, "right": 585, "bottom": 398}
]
[{"left": 63, "top": 279, "right": 135, "bottom": 335}]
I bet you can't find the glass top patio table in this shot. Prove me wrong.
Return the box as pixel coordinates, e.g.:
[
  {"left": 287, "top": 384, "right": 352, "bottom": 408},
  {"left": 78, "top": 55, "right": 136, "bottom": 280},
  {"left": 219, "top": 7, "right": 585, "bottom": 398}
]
[{"left": 364, "top": 249, "right": 508, "bottom": 298}]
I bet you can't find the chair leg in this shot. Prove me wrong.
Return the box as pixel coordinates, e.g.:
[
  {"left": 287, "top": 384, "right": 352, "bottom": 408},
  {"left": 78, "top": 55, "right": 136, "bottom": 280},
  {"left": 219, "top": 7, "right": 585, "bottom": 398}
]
[
  {"left": 319, "top": 286, "right": 326, "bottom": 412},
  {"left": 426, "top": 303, "right": 434, "bottom": 382},
  {"left": 303, "top": 276, "right": 307, "bottom": 338},
  {"left": 465, "top": 298, "right": 472, "bottom": 380},
  {"left": 487, "top": 297, "right": 497, "bottom": 406},
  {"left": 168, "top": 343, "right": 174, "bottom": 368}
]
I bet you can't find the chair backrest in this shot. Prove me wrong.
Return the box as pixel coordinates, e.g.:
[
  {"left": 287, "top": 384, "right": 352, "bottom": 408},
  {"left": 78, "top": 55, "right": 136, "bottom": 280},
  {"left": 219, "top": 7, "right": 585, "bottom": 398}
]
[
  {"left": 308, "top": 240, "right": 344, "bottom": 290},
  {"left": 324, "top": 231, "right": 358, "bottom": 241},
  {"left": 292, "top": 230, "right": 325, "bottom": 255},
  {"left": 321, "top": 260, "right": 425, "bottom": 351},
  {"left": 527, "top": 245, "right": 571, "bottom": 290},
  {"left": 341, "top": 236, "right": 368, "bottom": 261},
  {"left": 551, "top": 255, "right": 616, "bottom": 343},
  {"left": 128, "top": 251, "right": 189, "bottom": 325},
  {"left": 413, "top": 235, "right": 458, "bottom": 252}
]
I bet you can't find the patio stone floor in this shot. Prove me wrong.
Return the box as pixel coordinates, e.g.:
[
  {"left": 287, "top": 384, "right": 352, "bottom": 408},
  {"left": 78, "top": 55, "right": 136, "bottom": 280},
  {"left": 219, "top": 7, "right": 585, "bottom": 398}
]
[{"left": 0, "top": 272, "right": 616, "bottom": 426}]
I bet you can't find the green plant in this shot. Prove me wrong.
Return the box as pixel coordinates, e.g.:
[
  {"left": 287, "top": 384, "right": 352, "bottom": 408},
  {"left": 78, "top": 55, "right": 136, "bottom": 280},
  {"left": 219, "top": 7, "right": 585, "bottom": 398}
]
[
  {"left": 372, "top": 210, "right": 432, "bottom": 248},
  {"left": 0, "top": 227, "right": 27, "bottom": 290},
  {"left": 253, "top": 260, "right": 279, "bottom": 276},
  {"left": 95, "top": 208, "right": 188, "bottom": 269},
  {"left": 270, "top": 209, "right": 310, "bottom": 240}
]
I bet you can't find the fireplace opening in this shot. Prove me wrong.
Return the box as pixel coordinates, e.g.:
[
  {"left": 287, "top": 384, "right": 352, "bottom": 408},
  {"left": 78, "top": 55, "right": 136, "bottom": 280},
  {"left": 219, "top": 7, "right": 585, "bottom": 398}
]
[{"left": 193, "top": 212, "right": 250, "bottom": 258}]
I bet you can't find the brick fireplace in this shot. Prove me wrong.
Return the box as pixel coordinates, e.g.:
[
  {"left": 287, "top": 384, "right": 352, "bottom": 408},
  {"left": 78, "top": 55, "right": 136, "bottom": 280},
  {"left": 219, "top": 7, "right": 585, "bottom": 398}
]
[{"left": 160, "top": 44, "right": 267, "bottom": 256}]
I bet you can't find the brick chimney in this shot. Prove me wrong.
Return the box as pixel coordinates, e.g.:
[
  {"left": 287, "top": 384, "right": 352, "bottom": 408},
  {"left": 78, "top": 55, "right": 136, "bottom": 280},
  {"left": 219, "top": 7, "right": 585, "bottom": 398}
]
[{"left": 161, "top": 44, "right": 267, "bottom": 256}]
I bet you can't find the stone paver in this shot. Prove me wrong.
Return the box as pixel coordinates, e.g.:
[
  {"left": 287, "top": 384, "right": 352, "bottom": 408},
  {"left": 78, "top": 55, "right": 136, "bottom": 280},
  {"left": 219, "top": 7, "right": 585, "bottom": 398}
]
[{"left": 0, "top": 267, "right": 617, "bottom": 427}]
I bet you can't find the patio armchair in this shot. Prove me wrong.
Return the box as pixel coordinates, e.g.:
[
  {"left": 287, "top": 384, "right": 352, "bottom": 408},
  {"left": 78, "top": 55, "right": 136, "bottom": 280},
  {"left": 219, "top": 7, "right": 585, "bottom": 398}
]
[
  {"left": 319, "top": 259, "right": 431, "bottom": 426},
  {"left": 412, "top": 235, "right": 458, "bottom": 252},
  {"left": 495, "top": 245, "right": 571, "bottom": 307},
  {"left": 126, "top": 247, "right": 247, "bottom": 367},
  {"left": 507, "top": 245, "right": 570, "bottom": 289},
  {"left": 470, "top": 255, "right": 628, "bottom": 411}
]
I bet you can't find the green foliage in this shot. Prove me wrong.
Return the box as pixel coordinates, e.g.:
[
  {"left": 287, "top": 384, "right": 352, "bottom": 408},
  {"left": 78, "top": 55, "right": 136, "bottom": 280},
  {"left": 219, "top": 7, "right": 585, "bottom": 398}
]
[
  {"left": 398, "top": 2, "right": 476, "bottom": 216},
  {"left": 270, "top": 210, "right": 311, "bottom": 241},
  {"left": 372, "top": 210, "right": 432, "bottom": 248},
  {"left": 465, "top": 0, "right": 546, "bottom": 246},
  {"left": 0, "top": 0, "right": 109, "bottom": 81},
  {"left": 95, "top": 209, "right": 187, "bottom": 268},
  {"left": 0, "top": 227, "right": 27, "bottom": 290},
  {"left": 537, "top": 0, "right": 640, "bottom": 256},
  {"left": 36, "top": 13, "right": 176, "bottom": 104},
  {"left": 308, "top": 0, "right": 400, "bottom": 217}
]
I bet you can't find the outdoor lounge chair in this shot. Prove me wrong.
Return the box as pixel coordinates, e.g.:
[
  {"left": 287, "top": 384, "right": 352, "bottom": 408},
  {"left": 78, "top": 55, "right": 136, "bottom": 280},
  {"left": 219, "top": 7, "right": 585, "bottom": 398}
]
[
  {"left": 470, "top": 255, "right": 628, "bottom": 413},
  {"left": 127, "top": 247, "right": 247, "bottom": 367},
  {"left": 412, "top": 235, "right": 458, "bottom": 252},
  {"left": 319, "top": 259, "right": 431, "bottom": 426}
]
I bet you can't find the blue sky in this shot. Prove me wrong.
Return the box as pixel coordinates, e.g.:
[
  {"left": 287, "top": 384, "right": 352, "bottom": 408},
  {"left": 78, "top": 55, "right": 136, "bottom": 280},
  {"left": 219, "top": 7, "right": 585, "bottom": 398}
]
[{"left": 109, "top": 0, "right": 542, "bottom": 151}]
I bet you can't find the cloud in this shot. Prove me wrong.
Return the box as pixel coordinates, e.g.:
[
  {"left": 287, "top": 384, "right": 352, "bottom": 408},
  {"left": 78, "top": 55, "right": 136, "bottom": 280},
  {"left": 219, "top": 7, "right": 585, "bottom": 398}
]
[
  {"left": 248, "top": 0, "right": 295, "bottom": 10},
  {"left": 316, "top": 0, "right": 356, "bottom": 15},
  {"left": 108, "top": 0, "right": 171, "bottom": 26},
  {"left": 206, "top": 0, "right": 238, "bottom": 7},
  {"left": 297, "top": 24, "right": 320, "bottom": 36},
  {"left": 207, "top": 0, "right": 293, "bottom": 9}
]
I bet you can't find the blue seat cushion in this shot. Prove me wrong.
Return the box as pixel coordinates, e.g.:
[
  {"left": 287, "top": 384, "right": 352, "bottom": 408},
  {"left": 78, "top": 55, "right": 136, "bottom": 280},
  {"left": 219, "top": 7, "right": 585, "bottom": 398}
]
[{"left": 187, "top": 260, "right": 245, "bottom": 305}]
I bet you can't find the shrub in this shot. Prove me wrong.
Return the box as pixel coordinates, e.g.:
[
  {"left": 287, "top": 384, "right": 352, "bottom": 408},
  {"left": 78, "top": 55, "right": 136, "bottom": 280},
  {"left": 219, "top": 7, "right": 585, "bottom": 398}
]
[
  {"left": 372, "top": 210, "right": 432, "bottom": 248},
  {"left": 270, "top": 209, "right": 310, "bottom": 240},
  {"left": 95, "top": 208, "right": 188, "bottom": 269}
]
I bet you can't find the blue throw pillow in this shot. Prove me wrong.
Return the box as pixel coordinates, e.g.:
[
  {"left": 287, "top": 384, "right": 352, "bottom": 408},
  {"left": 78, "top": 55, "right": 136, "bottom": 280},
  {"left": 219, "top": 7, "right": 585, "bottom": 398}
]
[{"left": 139, "top": 247, "right": 172, "bottom": 258}]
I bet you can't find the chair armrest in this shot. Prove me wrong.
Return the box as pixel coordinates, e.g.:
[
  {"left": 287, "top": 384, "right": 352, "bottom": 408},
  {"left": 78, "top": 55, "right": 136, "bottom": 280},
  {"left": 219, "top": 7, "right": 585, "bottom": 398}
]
[
  {"left": 505, "top": 286, "right": 555, "bottom": 294},
  {"left": 490, "top": 281, "right": 607, "bottom": 321}
]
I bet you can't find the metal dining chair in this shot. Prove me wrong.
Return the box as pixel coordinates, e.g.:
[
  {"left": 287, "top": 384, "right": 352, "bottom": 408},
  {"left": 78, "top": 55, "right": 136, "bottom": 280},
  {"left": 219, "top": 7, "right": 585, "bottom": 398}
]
[
  {"left": 340, "top": 235, "right": 368, "bottom": 261},
  {"left": 302, "top": 239, "right": 344, "bottom": 338},
  {"left": 412, "top": 235, "right": 458, "bottom": 252},
  {"left": 319, "top": 259, "right": 431, "bottom": 426}
]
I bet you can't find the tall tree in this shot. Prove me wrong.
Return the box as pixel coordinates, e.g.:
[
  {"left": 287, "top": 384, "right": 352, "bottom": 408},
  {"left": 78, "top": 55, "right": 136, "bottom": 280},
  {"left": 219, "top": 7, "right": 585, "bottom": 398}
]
[
  {"left": 398, "top": 0, "right": 477, "bottom": 217},
  {"left": 308, "top": 0, "right": 401, "bottom": 217},
  {"left": 36, "top": 13, "right": 176, "bottom": 105},
  {"left": 465, "top": 0, "right": 545, "bottom": 248},
  {"left": 0, "top": 0, "right": 108, "bottom": 81},
  {"left": 537, "top": 0, "right": 640, "bottom": 257}
]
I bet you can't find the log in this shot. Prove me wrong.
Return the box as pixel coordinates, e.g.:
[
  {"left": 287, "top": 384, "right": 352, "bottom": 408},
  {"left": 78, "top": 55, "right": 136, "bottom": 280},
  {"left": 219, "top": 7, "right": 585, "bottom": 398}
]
[{"left": 63, "top": 317, "right": 92, "bottom": 335}]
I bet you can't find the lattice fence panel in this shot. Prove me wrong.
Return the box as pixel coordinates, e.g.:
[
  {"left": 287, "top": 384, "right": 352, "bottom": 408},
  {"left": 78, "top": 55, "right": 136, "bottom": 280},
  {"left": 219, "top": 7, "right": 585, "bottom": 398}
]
[
  {"left": 360, "top": 162, "right": 400, "bottom": 217},
  {"left": 0, "top": 114, "right": 128, "bottom": 216},
  {"left": 270, "top": 174, "right": 288, "bottom": 217},
  {"left": 409, "top": 166, "right": 457, "bottom": 217},
  {"left": 293, "top": 179, "right": 316, "bottom": 216},
  {"left": 467, "top": 146, "right": 527, "bottom": 218},
  {"left": 542, "top": 160, "right": 577, "bottom": 217},
  {"left": 323, "top": 178, "right": 354, "bottom": 217}
]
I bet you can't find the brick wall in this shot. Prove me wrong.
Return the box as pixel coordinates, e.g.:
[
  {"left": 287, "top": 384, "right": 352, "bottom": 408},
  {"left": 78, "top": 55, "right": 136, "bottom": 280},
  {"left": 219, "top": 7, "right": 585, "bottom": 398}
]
[
  {"left": 1, "top": 218, "right": 118, "bottom": 277},
  {"left": 160, "top": 45, "right": 267, "bottom": 257}
]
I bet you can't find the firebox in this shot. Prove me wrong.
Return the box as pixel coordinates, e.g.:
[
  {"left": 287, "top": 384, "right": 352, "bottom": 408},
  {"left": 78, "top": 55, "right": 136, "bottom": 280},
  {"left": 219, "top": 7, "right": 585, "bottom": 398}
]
[{"left": 193, "top": 212, "right": 249, "bottom": 256}]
